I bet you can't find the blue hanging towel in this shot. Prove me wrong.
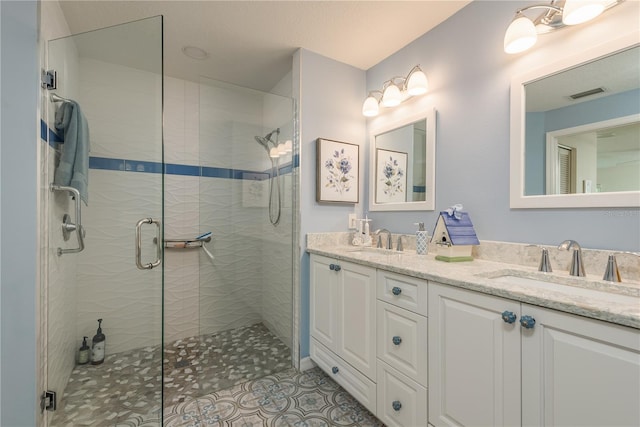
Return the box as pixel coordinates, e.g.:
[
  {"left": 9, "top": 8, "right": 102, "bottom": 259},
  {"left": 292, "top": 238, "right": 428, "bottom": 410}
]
[{"left": 53, "top": 101, "right": 90, "bottom": 205}]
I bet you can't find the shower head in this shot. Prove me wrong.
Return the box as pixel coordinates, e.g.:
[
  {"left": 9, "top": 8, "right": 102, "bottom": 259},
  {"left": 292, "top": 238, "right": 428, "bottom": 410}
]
[
  {"left": 255, "top": 128, "right": 281, "bottom": 152},
  {"left": 255, "top": 135, "right": 270, "bottom": 151}
]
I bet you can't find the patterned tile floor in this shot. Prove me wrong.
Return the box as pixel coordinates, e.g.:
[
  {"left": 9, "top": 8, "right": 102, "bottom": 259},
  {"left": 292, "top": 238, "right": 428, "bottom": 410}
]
[
  {"left": 50, "top": 324, "right": 382, "bottom": 426},
  {"left": 163, "top": 367, "right": 384, "bottom": 427}
]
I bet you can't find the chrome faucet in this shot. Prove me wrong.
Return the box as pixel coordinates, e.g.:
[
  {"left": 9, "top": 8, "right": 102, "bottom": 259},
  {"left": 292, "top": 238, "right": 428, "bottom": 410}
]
[
  {"left": 375, "top": 229, "right": 392, "bottom": 250},
  {"left": 558, "top": 240, "right": 585, "bottom": 277}
]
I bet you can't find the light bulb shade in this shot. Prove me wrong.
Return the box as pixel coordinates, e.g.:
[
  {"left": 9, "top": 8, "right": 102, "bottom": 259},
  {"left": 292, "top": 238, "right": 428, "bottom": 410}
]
[
  {"left": 362, "top": 95, "right": 379, "bottom": 117},
  {"left": 407, "top": 69, "right": 428, "bottom": 96},
  {"left": 504, "top": 14, "right": 538, "bottom": 54},
  {"left": 382, "top": 84, "right": 402, "bottom": 107},
  {"left": 269, "top": 147, "right": 280, "bottom": 158},
  {"left": 562, "top": 0, "right": 605, "bottom": 25}
]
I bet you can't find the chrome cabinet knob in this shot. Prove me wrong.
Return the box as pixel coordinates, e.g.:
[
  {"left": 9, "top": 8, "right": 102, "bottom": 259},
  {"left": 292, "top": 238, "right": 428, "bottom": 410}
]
[
  {"left": 392, "top": 286, "right": 402, "bottom": 296},
  {"left": 520, "top": 315, "right": 536, "bottom": 329},
  {"left": 331, "top": 366, "right": 339, "bottom": 374},
  {"left": 501, "top": 310, "right": 517, "bottom": 324},
  {"left": 392, "top": 336, "right": 402, "bottom": 345},
  {"left": 392, "top": 400, "right": 402, "bottom": 411},
  {"left": 333, "top": 264, "right": 341, "bottom": 271}
]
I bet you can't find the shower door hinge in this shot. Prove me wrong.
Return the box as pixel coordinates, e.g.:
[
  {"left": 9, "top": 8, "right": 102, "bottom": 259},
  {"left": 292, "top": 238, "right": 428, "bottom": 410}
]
[
  {"left": 41, "top": 69, "right": 57, "bottom": 90},
  {"left": 40, "top": 390, "right": 57, "bottom": 412}
]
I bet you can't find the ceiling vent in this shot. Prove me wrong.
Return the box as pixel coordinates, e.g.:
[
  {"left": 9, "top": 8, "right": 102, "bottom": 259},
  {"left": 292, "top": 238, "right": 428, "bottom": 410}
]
[{"left": 569, "top": 87, "right": 605, "bottom": 100}]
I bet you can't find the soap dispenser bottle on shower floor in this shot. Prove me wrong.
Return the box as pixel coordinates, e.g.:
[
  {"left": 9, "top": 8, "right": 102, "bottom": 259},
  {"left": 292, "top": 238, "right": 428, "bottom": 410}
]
[{"left": 91, "top": 318, "right": 106, "bottom": 365}]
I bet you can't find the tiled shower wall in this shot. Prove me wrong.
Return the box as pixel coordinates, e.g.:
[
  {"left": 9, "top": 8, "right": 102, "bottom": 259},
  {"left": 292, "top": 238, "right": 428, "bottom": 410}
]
[{"left": 43, "top": 33, "right": 294, "bottom": 401}]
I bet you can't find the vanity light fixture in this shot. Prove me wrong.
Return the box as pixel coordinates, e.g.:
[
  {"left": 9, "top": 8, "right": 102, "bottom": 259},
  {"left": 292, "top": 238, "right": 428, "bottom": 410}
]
[
  {"left": 503, "top": 0, "right": 623, "bottom": 54},
  {"left": 362, "top": 65, "right": 428, "bottom": 117}
]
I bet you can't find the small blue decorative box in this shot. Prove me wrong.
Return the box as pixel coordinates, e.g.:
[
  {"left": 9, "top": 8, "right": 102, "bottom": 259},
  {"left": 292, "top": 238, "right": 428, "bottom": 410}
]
[{"left": 432, "top": 209, "right": 479, "bottom": 262}]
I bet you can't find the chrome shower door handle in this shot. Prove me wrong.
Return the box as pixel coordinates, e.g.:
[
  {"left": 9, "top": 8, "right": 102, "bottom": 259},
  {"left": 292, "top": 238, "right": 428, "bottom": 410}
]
[{"left": 135, "top": 218, "right": 161, "bottom": 270}]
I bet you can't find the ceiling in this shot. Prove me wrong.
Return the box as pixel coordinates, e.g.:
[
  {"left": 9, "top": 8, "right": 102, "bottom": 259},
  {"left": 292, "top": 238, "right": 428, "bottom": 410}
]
[
  {"left": 525, "top": 45, "right": 640, "bottom": 112},
  {"left": 58, "top": 0, "right": 471, "bottom": 92}
]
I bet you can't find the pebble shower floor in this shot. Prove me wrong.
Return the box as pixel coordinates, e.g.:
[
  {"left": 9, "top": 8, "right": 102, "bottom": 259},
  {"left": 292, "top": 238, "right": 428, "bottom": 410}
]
[{"left": 49, "top": 323, "right": 381, "bottom": 426}]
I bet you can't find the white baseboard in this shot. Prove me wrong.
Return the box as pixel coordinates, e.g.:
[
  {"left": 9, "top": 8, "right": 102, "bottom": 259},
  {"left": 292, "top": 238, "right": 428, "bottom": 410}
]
[{"left": 299, "top": 356, "right": 315, "bottom": 371}]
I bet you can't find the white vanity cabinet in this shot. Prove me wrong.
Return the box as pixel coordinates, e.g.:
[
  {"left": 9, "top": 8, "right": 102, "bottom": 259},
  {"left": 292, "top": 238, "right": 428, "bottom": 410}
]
[
  {"left": 376, "top": 270, "right": 429, "bottom": 427},
  {"left": 429, "top": 282, "right": 640, "bottom": 427},
  {"left": 309, "top": 254, "right": 377, "bottom": 412},
  {"left": 428, "top": 282, "right": 521, "bottom": 426},
  {"left": 521, "top": 304, "right": 640, "bottom": 426}
]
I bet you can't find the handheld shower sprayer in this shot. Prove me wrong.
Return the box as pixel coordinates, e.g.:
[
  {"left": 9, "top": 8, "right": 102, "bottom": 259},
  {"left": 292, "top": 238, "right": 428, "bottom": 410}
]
[{"left": 254, "top": 128, "right": 283, "bottom": 225}]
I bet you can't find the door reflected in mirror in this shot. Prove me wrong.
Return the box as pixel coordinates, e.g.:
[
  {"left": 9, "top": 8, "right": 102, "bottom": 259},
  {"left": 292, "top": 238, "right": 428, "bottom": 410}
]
[{"left": 369, "top": 108, "right": 436, "bottom": 211}]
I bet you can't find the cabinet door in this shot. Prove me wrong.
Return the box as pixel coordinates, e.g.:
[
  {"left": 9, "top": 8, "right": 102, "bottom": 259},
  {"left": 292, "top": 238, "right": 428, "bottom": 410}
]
[
  {"left": 522, "top": 304, "right": 640, "bottom": 427},
  {"left": 377, "top": 301, "right": 428, "bottom": 386},
  {"left": 310, "top": 255, "right": 338, "bottom": 351},
  {"left": 338, "top": 261, "right": 377, "bottom": 380},
  {"left": 429, "top": 283, "right": 521, "bottom": 427}
]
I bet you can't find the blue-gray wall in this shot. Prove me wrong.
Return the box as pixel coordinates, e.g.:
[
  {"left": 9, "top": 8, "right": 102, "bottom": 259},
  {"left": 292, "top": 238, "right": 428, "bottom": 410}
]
[
  {"left": 364, "top": 0, "right": 640, "bottom": 252},
  {"left": 0, "top": 1, "right": 39, "bottom": 425},
  {"left": 295, "top": 48, "right": 366, "bottom": 359}
]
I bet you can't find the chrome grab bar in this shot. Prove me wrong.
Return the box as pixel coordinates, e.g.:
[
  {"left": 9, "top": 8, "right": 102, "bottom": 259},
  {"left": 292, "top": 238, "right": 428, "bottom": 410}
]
[
  {"left": 50, "top": 184, "right": 85, "bottom": 256},
  {"left": 135, "top": 218, "right": 161, "bottom": 270}
]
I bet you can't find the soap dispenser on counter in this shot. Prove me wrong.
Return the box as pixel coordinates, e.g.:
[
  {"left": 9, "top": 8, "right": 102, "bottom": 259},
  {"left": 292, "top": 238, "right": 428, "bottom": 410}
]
[
  {"left": 415, "top": 222, "right": 429, "bottom": 255},
  {"left": 91, "top": 318, "right": 106, "bottom": 365}
]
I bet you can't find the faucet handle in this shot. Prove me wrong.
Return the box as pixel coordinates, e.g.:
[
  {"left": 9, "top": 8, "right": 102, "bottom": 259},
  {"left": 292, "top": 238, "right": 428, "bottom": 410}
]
[
  {"left": 603, "top": 254, "right": 621, "bottom": 282},
  {"left": 527, "top": 245, "right": 552, "bottom": 273},
  {"left": 539, "top": 248, "right": 552, "bottom": 273}
]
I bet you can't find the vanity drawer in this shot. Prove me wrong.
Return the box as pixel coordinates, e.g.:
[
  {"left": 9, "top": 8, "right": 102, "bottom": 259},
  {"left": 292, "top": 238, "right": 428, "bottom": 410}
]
[
  {"left": 377, "top": 360, "right": 428, "bottom": 427},
  {"left": 377, "top": 270, "right": 428, "bottom": 316},
  {"left": 310, "top": 338, "right": 377, "bottom": 415},
  {"left": 377, "top": 301, "right": 428, "bottom": 386}
]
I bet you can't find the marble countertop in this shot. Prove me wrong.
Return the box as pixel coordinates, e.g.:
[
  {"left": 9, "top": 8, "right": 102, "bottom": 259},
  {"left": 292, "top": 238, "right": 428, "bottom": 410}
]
[{"left": 307, "top": 243, "right": 640, "bottom": 330}]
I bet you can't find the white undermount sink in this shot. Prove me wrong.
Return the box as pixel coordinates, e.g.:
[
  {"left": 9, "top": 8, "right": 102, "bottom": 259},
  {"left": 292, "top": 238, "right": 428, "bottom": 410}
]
[
  {"left": 483, "top": 270, "right": 640, "bottom": 305},
  {"left": 346, "top": 246, "right": 401, "bottom": 255}
]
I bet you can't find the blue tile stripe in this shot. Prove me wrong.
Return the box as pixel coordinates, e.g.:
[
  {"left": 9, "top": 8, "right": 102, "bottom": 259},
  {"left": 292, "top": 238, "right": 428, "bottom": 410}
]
[{"left": 41, "top": 120, "right": 296, "bottom": 180}]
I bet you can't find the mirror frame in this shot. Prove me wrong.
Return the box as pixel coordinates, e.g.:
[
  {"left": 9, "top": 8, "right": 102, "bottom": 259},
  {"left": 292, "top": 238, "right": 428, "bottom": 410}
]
[
  {"left": 510, "top": 31, "right": 640, "bottom": 208},
  {"left": 369, "top": 107, "right": 436, "bottom": 211}
]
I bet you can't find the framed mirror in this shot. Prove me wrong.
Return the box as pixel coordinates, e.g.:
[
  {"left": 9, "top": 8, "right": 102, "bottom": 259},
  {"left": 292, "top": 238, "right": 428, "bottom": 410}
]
[
  {"left": 369, "top": 108, "right": 436, "bottom": 211},
  {"left": 510, "top": 31, "right": 640, "bottom": 208}
]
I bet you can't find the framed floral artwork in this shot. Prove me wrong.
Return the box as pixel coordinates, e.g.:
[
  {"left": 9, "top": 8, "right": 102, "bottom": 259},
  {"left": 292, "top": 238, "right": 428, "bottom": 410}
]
[
  {"left": 376, "top": 148, "right": 407, "bottom": 203},
  {"left": 316, "top": 138, "right": 359, "bottom": 203}
]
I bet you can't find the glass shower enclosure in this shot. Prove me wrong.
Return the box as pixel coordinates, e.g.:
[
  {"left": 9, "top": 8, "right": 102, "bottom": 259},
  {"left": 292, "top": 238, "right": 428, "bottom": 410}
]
[{"left": 43, "top": 16, "right": 164, "bottom": 425}]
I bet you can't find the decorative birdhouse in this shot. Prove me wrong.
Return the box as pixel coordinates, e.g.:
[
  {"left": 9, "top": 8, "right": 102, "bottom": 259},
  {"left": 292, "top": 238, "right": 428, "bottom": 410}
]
[{"left": 432, "top": 205, "right": 479, "bottom": 262}]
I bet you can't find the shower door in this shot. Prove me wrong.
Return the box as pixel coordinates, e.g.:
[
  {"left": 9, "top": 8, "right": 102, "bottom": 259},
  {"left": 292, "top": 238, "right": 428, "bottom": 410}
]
[{"left": 43, "top": 16, "right": 164, "bottom": 426}]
